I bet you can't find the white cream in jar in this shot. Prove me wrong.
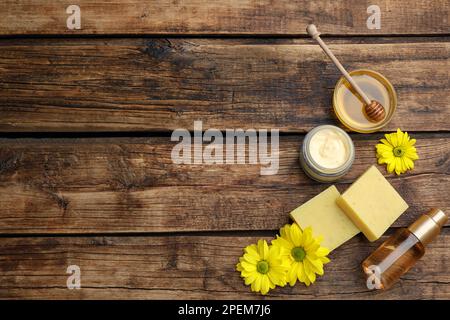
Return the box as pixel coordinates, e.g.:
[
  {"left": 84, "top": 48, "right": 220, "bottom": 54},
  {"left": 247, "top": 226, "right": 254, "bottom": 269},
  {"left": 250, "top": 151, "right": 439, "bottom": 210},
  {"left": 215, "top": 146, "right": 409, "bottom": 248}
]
[
  {"left": 309, "top": 128, "right": 349, "bottom": 169},
  {"left": 300, "top": 125, "right": 355, "bottom": 182}
]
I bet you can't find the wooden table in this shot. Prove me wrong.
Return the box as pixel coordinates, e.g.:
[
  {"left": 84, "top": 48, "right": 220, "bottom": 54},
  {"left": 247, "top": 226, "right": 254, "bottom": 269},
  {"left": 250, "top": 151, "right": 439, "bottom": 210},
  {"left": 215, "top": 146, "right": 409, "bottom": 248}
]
[{"left": 0, "top": 1, "right": 448, "bottom": 299}]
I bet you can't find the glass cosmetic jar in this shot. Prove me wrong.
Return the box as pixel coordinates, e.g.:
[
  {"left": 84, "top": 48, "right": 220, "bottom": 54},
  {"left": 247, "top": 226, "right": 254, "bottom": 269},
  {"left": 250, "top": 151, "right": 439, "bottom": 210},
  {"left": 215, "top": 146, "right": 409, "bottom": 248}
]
[{"left": 300, "top": 125, "right": 355, "bottom": 182}]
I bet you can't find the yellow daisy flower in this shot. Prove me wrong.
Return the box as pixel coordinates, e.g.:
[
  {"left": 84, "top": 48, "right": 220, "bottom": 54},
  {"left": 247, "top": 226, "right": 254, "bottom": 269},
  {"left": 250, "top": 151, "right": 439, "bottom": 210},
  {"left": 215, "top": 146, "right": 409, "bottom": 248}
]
[
  {"left": 272, "top": 224, "right": 330, "bottom": 286},
  {"left": 236, "top": 239, "right": 288, "bottom": 295},
  {"left": 376, "top": 128, "right": 419, "bottom": 175}
]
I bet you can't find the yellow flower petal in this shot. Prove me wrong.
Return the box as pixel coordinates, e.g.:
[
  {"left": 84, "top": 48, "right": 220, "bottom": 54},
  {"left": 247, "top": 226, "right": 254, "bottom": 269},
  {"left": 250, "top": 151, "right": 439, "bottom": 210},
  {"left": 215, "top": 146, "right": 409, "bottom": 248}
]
[
  {"left": 243, "top": 253, "right": 259, "bottom": 264},
  {"left": 257, "top": 239, "right": 269, "bottom": 260},
  {"left": 307, "top": 256, "right": 324, "bottom": 275},
  {"left": 403, "top": 130, "right": 410, "bottom": 139},
  {"left": 261, "top": 275, "right": 270, "bottom": 295},
  {"left": 385, "top": 132, "right": 397, "bottom": 147},
  {"left": 241, "top": 269, "right": 256, "bottom": 278},
  {"left": 272, "top": 236, "right": 293, "bottom": 252},
  {"left": 380, "top": 138, "right": 392, "bottom": 147},
  {"left": 252, "top": 274, "right": 262, "bottom": 292},
  {"left": 406, "top": 149, "right": 419, "bottom": 160},
  {"left": 397, "top": 157, "right": 404, "bottom": 173},
  {"left": 280, "top": 224, "right": 291, "bottom": 242},
  {"left": 387, "top": 160, "right": 396, "bottom": 173},
  {"left": 378, "top": 156, "right": 391, "bottom": 165},
  {"left": 305, "top": 240, "right": 320, "bottom": 253},
  {"left": 268, "top": 245, "right": 278, "bottom": 261},
  {"left": 320, "top": 256, "right": 331, "bottom": 264},
  {"left": 244, "top": 244, "right": 260, "bottom": 259},
  {"left": 289, "top": 223, "right": 302, "bottom": 246},
  {"left": 378, "top": 150, "right": 393, "bottom": 158},
  {"left": 268, "top": 269, "right": 285, "bottom": 287},
  {"left": 402, "top": 157, "right": 412, "bottom": 172},
  {"left": 314, "top": 235, "right": 324, "bottom": 245},
  {"left": 268, "top": 280, "right": 276, "bottom": 290},
  {"left": 303, "top": 259, "right": 310, "bottom": 275},
  {"left": 307, "top": 270, "right": 316, "bottom": 284},
  {"left": 303, "top": 229, "right": 316, "bottom": 249},
  {"left": 396, "top": 129, "right": 404, "bottom": 146},
  {"left": 240, "top": 261, "right": 257, "bottom": 272},
  {"left": 297, "top": 262, "right": 307, "bottom": 284},
  {"left": 244, "top": 273, "right": 258, "bottom": 285},
  {"left": 316, "top": 247, "right": 330, "bottom": 257},
  {"left": 404, "top": 156, "right": 414, "bottom": 169},
  {"left": 288, "top": 262, "right": 298, "bottom": 286},
  {"left": 376, "top": 144, "right": 393, "bottom": 153},
  {"left": 301, "top": 263, "right": 311, "bottom": 286}
]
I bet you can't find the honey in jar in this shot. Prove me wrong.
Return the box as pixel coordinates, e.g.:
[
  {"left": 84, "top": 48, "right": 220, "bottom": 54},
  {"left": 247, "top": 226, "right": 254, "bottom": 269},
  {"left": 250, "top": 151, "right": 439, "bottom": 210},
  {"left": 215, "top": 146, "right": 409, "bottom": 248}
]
[{"left": 333, "top": 69, "right": 397, "bottom": 133}]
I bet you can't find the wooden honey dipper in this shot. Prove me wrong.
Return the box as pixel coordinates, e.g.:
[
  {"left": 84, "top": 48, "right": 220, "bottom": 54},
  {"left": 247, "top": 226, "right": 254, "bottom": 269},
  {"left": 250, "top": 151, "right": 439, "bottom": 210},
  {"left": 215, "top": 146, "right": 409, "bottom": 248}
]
[{"left": 306, "top": 24, "right": 386, "bottom": 123}]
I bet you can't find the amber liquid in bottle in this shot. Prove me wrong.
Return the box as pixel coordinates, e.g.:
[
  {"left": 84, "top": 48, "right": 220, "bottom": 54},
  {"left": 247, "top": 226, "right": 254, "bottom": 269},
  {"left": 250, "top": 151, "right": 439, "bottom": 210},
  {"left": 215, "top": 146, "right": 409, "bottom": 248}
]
[
  {"left": 362, "top": 209, "right": 447, "bottom": 290},
  {"left": 362, "top": 229, "right": 424, "bottom": 290}
]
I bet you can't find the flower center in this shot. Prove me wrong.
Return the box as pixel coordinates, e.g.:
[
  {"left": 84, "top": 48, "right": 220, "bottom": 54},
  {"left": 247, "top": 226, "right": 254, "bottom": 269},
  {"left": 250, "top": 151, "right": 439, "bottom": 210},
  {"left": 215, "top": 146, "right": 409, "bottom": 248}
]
[
  {"left": 256, "top": 261, "right": 269, "bottom": 274},
  {"left": 393, "top": 146, "right": 406, "bottom": 157},
  {"left": 291, "top": 247, "right": 306, "bottom": 262}
]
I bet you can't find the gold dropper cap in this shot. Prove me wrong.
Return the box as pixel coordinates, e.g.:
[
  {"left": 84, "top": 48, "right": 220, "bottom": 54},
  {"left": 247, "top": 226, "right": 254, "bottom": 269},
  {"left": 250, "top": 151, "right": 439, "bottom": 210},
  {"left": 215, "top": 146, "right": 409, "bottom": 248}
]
[{"left": 408, "top": 208, "right": 448, "bottom": 246}]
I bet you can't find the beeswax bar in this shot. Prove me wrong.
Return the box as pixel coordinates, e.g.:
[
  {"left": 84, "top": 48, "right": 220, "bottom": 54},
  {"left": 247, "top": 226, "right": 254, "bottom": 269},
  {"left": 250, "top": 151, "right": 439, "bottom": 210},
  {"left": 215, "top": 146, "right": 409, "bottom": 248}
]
[
  {"left": 290, "top": 185, "right": 359, "bottom": 251},
  {"left": 336, "top": 166, "right": 409, "bottom": 242}
]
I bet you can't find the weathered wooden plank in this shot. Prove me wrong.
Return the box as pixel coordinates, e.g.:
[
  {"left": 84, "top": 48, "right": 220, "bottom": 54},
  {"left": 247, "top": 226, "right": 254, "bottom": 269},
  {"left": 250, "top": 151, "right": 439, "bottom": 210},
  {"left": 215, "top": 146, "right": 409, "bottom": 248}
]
[
  {"left": 0, "top": 39, "right": 448, "bottom": 132},
  {"left": 0, "top": 0, "right": 448, "bottom": 35},
  {"left": 0, "top": 230, "right": 449, "bottom": 299},
  {"left": 0, "top": 134, "right": 448, "bottom": 233}
]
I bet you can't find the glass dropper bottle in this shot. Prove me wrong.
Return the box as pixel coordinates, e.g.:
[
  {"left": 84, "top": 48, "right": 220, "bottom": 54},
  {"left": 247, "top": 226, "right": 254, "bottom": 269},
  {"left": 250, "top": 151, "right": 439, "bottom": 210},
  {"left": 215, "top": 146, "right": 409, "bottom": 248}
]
[{"left": 362, "top": 208, "right": 447, "bottom": 290}]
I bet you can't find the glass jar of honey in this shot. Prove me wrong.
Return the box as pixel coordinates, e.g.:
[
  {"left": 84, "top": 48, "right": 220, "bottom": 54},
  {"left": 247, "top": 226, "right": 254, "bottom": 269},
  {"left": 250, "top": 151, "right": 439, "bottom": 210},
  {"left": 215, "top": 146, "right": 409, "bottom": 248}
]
[{"left": 333, "top": 69, "right": 397, "bottom": 133}]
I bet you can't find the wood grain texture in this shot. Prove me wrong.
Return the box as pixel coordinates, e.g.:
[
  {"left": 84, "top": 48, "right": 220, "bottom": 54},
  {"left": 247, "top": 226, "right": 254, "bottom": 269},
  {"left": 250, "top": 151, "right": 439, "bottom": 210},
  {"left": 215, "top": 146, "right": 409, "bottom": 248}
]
[
  {"left": 0, "top": 0, "right": 448, "bottom": 35},
  {"left": 0, "top": 134, "right": 448, "bottom": 234},
  {"left": 0, "top": 231, "right": 449, "bottom": 299},
  {"left": 1, "top": 0, "right": 448, "bottom": 302},
  {"left": 0, "top": 39, "right": 449, "bottom": 133}
]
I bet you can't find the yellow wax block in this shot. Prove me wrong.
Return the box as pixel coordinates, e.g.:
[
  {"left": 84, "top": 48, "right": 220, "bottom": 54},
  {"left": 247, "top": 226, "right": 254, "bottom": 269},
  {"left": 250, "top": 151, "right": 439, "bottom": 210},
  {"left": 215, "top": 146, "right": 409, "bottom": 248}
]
[
  {"left": 336, "top": 165, "right": 409, "bottom": 242},
  {"left": 290, "top": 185, "right": 359, "bottom": 251}
]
